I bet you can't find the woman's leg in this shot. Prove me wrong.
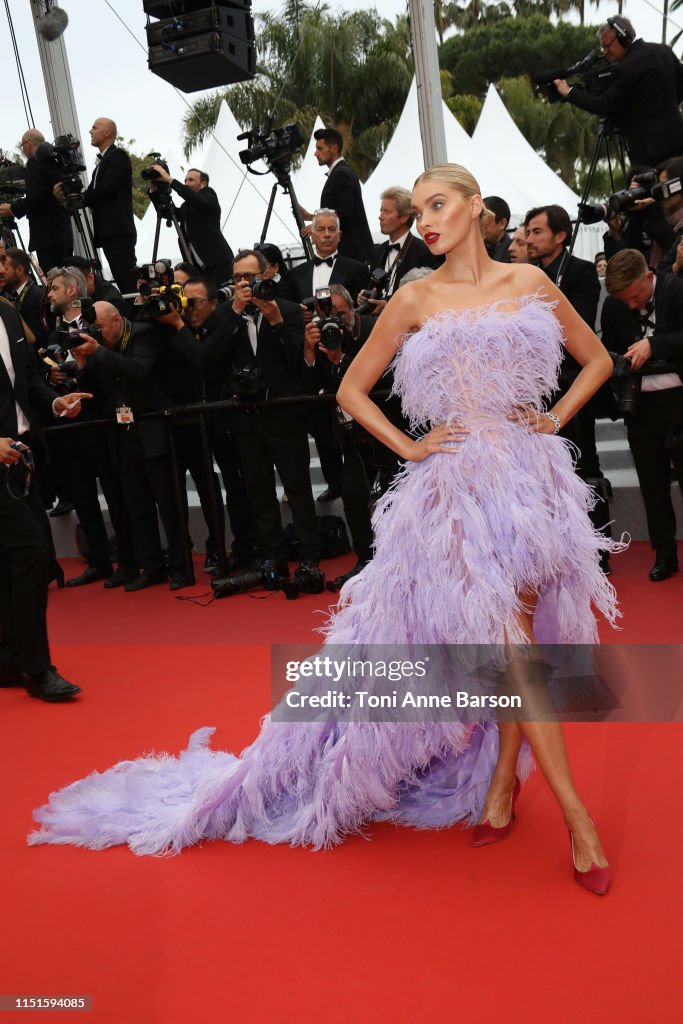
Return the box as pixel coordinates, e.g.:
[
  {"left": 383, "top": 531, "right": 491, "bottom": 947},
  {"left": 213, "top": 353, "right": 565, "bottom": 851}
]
[{"left": 480, "top": 591, "right": 608, "bottom": 871}]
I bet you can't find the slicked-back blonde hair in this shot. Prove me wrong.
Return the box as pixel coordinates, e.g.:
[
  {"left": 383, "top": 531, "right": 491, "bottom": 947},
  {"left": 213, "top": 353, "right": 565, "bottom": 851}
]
[{"left": 413, "top": 163, "right": 493, "bottom": 235}]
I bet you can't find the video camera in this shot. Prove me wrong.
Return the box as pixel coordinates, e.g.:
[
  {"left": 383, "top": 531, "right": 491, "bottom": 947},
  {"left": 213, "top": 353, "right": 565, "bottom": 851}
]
[
  {"left": 579, "top": 172, "right": 683, "bottom": 225},
  {"left": 0, "top": 154, "right": 26, "bottom": 204},
  {"left": 355, "top": 267, "right": 390, "bottom": 315},
  {"left": 535, "top": 49, "right": 615, "bottom": 104},
  {"left": 141, "top": 152, "right": 170, "bottom": 183},
  {"left": 34, "top": 134, "right": 87, "bottom": 208},
  {"left": 238, "top": 119, "right": 304, "bottom": 172}
]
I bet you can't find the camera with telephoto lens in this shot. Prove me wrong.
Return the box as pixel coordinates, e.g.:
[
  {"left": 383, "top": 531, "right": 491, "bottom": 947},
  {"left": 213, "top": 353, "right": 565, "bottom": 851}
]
[
  {"left": 212, "top": 559, "right": 324, "bottom": 599},
  {"left": 579, "top": 172, "right": 683, "bottom": 225},
  {"left": 34, "top": 134, "right": 87, "bottom": 208},
  {"left": 355, "top": 268, "right": 390, "bottom": 315},
  {"left": 217, "top": 282, "right": 235, "bottom": 303},
  {"left": 609, "top": 351, "right": 640, "bottom": 421},
  {"left": 311, "top": 287, "right": 346, "bottom": 350},
  {"left": 238, "top": 120, "right": 304, "bottom": 172},
  {"left": 139, "top": 283, "right": 189, "bottom": 321},
  {"left": 141, "top": 152, "right": 169, "bottom": 182}
]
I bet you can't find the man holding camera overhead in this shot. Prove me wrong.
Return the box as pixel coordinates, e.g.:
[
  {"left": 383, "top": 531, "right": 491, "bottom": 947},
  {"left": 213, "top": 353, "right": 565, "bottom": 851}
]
[
  {"left": 149, "top": 163, "right": 234, "bottom": 286},
  {"left": 218, "top": 248, "right": 323, "bottom": 591}
]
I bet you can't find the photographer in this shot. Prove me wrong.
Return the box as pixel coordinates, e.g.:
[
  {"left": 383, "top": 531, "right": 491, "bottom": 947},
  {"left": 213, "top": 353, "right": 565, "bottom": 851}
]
[
  {"left": 149, "top": 164, "right": 233, "bottom": 286},
  {"left": 154, "top": 277, "right": 255, "bottom": 572},
  {"left": 290, "top": 209, "right": 369, "bottom": 306},
  {"left": 220, "top": 249, "right": 323, "bottom": 590},
  {"left": 555, "top": 18, "right": 683, "bottom": 170},
  {"left": 0, "top": 129, "right": 72, "bottom": 274},
  {"left": 602, "top": 248, "right": 683, "bottom": 581},
  {"left": 71, "top": 302, "right": 193, "bottom": 591},
  {"left": 79, "top": 118, "right": 137, "bottom": 294},
  {"left": 45, "top": 268, "right": 137, "bottom": 587},
  {"left": 67, "top": 254, "right": 130, "bottom": 317},
  {"left": 1, "top": 248, "right": 48, "bottom": 344},
  {"left": 363, "top": 187, "right": 442, "bottom": 316},
  {"left": 1, "top": 299, "right": 89, "bottom": 702},
  {"left": 303, "top": 284, "right": 402, "bottom": 583}
]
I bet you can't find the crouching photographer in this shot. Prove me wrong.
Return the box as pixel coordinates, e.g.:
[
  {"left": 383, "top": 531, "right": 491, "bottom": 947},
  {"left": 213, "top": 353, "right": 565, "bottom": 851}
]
[
  {"left": 303, "top": 284, "right": 402, "bottom": 585},
  {"left": 213, "top": 249, "right": 323, "bottom": 596},
  {"left": 602, "top": 248, "right": 683, "bottom": 581}
]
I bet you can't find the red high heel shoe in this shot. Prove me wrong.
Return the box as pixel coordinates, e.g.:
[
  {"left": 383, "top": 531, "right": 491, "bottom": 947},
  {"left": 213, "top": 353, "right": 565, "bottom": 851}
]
[
  {"left": 472, "top": 777, "right": 521, "bottom": 847},
  {"left": 569, "top": 828, "right": 611, "bottom": 895}
]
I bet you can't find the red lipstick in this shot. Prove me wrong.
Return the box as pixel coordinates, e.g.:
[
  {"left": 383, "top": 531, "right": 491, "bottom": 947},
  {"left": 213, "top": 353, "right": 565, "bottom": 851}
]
[{"left": 424, "top": 232, "right": 440, "bottom": 245}]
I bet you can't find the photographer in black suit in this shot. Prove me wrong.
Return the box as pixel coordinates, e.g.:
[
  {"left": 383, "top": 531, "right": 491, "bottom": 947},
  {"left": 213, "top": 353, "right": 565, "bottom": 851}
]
[
  {"left": 0, "top": 129, "right": 72, "bottom": 274},
  {"left": 303, "top": 284, "right": 402, "bottom": 583},
  {"left": 72, "top": 302, "right": 193, "bottom": 591},
  {"left": 0, "top": 300, "right": 89, "bottom": 701},
  {"left": 526, "top": 204, "right": 613, "bottom": 571},
  {"left": 555, "top": 17, "right": 683, "bottom": 170},
  {"left": 67, "top": 255, "right": 130, "bottom": 317},
  {"left": 362, "top": 186, "right": 442, "bottom": 316},
  {"left": 290, "top": 209, "right": 369, "bottom": 306},
  {"left": 78, "top": 118, "right": 137, "bottom": 294},
  {"left": 602, "top": 248, "right": 683, "bottom": 581},
  {"left": 218, "top": 250, "right": 322, "bottom": 589},
  {"left": 300, "top": 128, "right": 374, "bottom": 262},
  {"left": 150, "top": 164, "right": 234, "bottom": 286}
]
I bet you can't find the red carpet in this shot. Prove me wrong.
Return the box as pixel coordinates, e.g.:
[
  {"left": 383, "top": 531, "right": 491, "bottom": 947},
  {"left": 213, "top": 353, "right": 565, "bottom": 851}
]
[{"left": 2, "top": 543, "right": 682, "bottom": 1023}]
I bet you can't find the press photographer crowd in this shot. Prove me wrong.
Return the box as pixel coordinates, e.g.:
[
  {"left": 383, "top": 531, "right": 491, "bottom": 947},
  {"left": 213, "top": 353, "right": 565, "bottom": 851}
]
[{"left": 2, "top": 14, "right": 683, "bottom": 702}]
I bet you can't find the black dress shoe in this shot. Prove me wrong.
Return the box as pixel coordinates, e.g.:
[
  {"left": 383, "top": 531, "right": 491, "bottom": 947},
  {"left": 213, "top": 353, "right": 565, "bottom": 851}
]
[
  {"left": 49, "top": 500, "right": 75, "bottom": 518},
  {"left": 124, "top": 568, "right": 167, "bottom": 592},
  {"left": 24, "top": 667, "right": 81, "bottom": 702},
  {"left": 649, "top": 555, "right": 679, "bottom": 582},
  {"left": 104, "top": 567, "right": 139, "bottom": 589},
  {"left": 169, "top": 575, "right": 195, "bottom": 591},
  {"left": 67, "top": 565, "right": 113, "bottom": 588},
  {"left": 49, "top": 562, "right": 65, "bottom": 589},
  {"left": 316, "top": 488, "right": 342, "bottom": 503},
  {"left": 335, "top": 559, "right": 370, "bottom": 587}
]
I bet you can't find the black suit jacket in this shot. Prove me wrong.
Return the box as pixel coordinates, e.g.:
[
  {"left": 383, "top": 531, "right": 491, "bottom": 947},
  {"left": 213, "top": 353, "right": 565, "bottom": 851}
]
[
  {"left": 602, "top": 273, "right": 683, "bottom": 376},
  {"left": 564, "top": 39, "right": 683, "bottom": 167},
  {"left": 83, "top": 146, "right": 136, "bottom": 245},
  {"left": 80, "top": 323, "right": 169, "bottom": 457},
  {"left": 0, "top": 302, "right": 56, "bottom": 437},
  {"left": 542, "top": 252, "right": 600, "bottom": 329},
  {"left": 15, "top": 281, "right": 49, "bottom": 344},
  {"left": 170, "top": 181, "right": 233, "bottom": 271},
  {"left": 10, "top": 157, "right": 72, "bottom": 252},
  {"left": 289, "top": 255, "right": 370, "bottom": 304},
  {"left": 370, "top": 234, "right": 443, "bottom": 294},
  {"left": 320, "top": 161, "right": 374, "bottom": 262}
]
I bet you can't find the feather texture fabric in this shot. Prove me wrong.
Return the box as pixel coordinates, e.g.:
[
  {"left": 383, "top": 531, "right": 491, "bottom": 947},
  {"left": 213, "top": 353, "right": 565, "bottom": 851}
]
[{"left": 29, "top": 295, "right": 619, "bottom": 855}]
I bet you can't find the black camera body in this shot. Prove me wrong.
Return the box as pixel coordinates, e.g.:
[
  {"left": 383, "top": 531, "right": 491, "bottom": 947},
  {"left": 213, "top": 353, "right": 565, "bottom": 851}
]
[
  {"left": 312, "top": 287, "right": 346, "bottom": 350},
  {"left": 56, "top": 320, "right": 103, "bottom": 350},
  {"left": 35, "top": 135, "right": 87, "bottom": 208},
  {"left": 535, "top": 49, "right": 614, "bottom": 104},
  {"left": 0, "top": 156, "right": 26, "bottom": 204},
  {"left": 230, "top": 365, "right": 265, "bottom": 400},
  {"left": 580, "top": 172, "right": 683, "bottom": 225},
  {"left": 238, "top": 121, "right": 304, "bottom": 171},
  {"left": 139, "top": 283, "right": 188, "bottom": 321},
  {"left": 141, "top": 152, "right": 170, "bottom": 182},
  {"left": 355, "top": 267, "right": 390, "bottom": 315}
]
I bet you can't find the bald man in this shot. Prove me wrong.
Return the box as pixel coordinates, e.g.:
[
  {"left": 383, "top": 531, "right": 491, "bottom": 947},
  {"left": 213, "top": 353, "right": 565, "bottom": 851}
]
[
  {"left": 0, "top": 129, "right": 72, "bottom": 274},
  {"left": 82, "top": 117, "right": 137, "bottom": 294}
]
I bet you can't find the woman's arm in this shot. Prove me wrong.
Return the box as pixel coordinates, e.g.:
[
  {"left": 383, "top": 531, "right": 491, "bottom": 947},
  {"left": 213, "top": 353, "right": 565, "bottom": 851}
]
[{"left": 337, "top": 285, "right": 465, "bottom": 461}]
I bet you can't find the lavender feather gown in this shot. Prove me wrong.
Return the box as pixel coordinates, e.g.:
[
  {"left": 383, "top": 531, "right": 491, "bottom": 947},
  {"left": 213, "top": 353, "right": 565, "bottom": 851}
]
[{"left": 29, "top": 295, "right": 619, "bottom": 855}]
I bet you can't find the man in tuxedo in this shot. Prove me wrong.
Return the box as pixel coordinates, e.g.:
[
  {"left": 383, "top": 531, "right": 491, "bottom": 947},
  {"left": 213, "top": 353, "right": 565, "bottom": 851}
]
[
  {"left": 150, "top": 164, "right": 234, "bottom": 286},
  {"left": 526, "top": 204, "right": 613, "bottom": 571},
  {"left": 555, "top": 17, "right": 683, "bottom": 170},
  {"left": 0, "top": 300, "right": 89, "bottom": 700},
  {"left": 0, "top": 129, "right": 72, "bottom": 275},
  {"left": 362, "top": 186, "right": 443, "bottom": 315},
  {"left": 290, "top": 209, "right": 369, "bottom": 305},
  {"left": 1, "top": 248, "right": 48, "bottom": 343},
  {"left": 300, "top": 128, "right": 374, "bottom": 262},
  {"left": 217, "top": 250, "right": 323, "bottom": 589},
  {"left": 79, "top": 118, "right": 137, "bottom": 294},
  {"left": 72, "top": 302, "right": 194, "bottom": 592},
  {"left": 67, "top": 255, "right": 130, "bottom": 317},
  {"left": 602, "top": 248, "right": 683, "bottom": 581}
]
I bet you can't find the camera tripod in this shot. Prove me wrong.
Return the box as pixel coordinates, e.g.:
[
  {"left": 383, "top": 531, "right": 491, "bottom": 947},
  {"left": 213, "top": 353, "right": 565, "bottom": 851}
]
[
  {"left": 0, "top": 213, "right": 43, "bottom": 284},
  {"left": 63, "top": 196, "right": 101, "bottom": 272},
  {"left": 258, "top": 160, "right": 314, "bottom": 261},
  {"left": 148, "top": 186, "right": 192, "bottom": 264},
  {"left": 561, "top": 120, "right": 627, "bottom": 285}
]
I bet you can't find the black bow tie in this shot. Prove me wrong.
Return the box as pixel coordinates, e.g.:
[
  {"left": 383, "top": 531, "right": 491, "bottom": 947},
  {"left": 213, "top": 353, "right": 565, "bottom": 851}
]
[
  {"left": 313, "top": 256, "right": 334, "bottom": 267},
  {"left": 96, "top": 152, "right": 103, "bottom": 161},
  {"left": 387, "top": 243, "right": 401, "bottom": 252}
]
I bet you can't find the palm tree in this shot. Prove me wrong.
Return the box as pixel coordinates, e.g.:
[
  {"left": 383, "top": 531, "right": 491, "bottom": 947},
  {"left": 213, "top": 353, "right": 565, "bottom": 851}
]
[{"left": 181, "top": 3, "right": 412, "bottom": 180}]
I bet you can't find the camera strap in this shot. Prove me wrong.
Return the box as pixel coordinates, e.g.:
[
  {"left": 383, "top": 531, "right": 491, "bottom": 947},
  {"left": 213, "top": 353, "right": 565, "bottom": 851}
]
[{"left": 387, "top": 235, "right": 414, "bottom": 294}]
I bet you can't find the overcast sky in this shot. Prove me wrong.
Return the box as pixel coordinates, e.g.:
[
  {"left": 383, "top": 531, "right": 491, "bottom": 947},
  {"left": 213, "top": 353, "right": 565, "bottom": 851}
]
[{"left": 1, "top": 0, "right": 680, "bottom": 175}]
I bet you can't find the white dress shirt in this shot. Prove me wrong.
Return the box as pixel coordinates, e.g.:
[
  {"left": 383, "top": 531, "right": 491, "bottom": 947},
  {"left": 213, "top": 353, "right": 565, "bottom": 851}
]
[{"left": 312, "top": 251, "right": 338, "bottom": 293}]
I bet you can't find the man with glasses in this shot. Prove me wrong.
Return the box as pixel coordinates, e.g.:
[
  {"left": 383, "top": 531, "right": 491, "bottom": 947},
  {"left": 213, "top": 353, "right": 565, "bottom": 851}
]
[
  {"left": 554, "top": 17, "right": 683, "bottom": 170},
  {"left": 0, "top": 129, "right": 72, "bottom": 274}
]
